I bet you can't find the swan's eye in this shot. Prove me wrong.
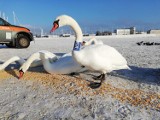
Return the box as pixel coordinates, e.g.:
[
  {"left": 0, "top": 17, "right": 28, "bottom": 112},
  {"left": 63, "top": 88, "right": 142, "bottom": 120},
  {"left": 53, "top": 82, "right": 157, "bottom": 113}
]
[
  {"left": 82, "top": 41, "right": 86, "bottom": 46},
  {"left": 53, "top": 19, "right": 59, "bottom": 26}
]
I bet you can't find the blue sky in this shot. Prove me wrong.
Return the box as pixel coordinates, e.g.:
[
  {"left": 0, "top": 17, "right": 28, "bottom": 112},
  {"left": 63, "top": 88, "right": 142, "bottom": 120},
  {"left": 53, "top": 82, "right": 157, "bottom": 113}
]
[{"left": 0, "top": 0, "right": 160, "bottom": 34}]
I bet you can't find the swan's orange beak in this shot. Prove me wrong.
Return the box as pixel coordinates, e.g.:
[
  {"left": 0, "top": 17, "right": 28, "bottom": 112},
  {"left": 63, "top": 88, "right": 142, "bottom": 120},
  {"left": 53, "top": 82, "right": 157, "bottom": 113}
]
[
  {"left": 19, "top": 70, "right": 24, "bottom": 79},
  {"left": 50, "top": 23, "right": 59, "bottom": 33}
]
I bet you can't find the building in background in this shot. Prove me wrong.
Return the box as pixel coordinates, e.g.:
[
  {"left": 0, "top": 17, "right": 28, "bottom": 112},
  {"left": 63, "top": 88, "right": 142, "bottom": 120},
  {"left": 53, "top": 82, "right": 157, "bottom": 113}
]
[
  {"left": 147, "top": 29, "right": 160, "bottom": 34},
  {"left": 115, "top": 27, "right": 136, "bottom": 35}
]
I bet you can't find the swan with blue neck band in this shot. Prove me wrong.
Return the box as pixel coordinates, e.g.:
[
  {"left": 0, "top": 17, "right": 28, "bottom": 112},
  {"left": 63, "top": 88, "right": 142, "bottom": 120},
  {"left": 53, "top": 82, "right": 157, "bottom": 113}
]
[
  {"left": 50, "top": 15, "right": 130, "bottom": 89},
  {"left": 73, "top": 41, "right": 82, "bottom": 51}
]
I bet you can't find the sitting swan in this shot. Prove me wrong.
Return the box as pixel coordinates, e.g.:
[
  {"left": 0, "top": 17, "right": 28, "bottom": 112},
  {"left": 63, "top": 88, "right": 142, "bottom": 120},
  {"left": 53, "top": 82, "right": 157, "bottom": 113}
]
[
  {"left": 18, "top": 50, "right": 84, "bottom": 78},
  {"left": 50, "top": 15, "right": 130, "bottom": 89},
  {"left": 19, "top": 38, "right": 102, "bottom": 78}
]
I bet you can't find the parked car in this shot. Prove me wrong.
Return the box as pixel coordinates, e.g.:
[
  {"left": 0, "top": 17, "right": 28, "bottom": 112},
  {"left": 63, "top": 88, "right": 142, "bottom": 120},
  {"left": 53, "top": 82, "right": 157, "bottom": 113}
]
[
  {"left": 83, "top": 33, "right": 89, "bottom": 36},
  {"left": 59, "top": 34, "right": 70, "bottom": 37},
  {"left": 0, "top": 17, "right": 34, "bottom": 48}
]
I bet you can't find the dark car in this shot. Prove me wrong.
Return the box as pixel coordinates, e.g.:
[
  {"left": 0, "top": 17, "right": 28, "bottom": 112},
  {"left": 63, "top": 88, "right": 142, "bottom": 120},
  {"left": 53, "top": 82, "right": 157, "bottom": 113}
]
[{"left": 0, "top": 18, "right": 34, "bottom": 48}]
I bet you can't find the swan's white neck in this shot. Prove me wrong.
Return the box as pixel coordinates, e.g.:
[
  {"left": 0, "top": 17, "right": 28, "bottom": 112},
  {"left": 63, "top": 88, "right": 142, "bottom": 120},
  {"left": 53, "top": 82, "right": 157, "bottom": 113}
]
[
  {"left": 20, "top": 53, "right": 40, "bottom": 72},
  {"left": 66, "top": 17, "right": 83, "bottom": 51},
  {"left": 0, "top": 56, "right": 24, "bottom": 70},
  {"left": 69, "top": 21, "right": 83, "bottom": 42}
]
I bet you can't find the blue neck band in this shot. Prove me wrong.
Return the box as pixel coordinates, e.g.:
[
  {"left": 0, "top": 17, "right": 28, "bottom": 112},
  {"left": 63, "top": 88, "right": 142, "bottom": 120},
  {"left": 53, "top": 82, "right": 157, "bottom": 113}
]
[{"left": 73, "top": 41, "right": 81, "bottom": 51}]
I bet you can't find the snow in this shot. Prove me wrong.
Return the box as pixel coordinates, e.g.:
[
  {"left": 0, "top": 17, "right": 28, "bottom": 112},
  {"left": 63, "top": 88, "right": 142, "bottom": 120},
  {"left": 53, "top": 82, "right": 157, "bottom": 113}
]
[{"left": 0, "top": 34, "right": 160, "bottom": 119}]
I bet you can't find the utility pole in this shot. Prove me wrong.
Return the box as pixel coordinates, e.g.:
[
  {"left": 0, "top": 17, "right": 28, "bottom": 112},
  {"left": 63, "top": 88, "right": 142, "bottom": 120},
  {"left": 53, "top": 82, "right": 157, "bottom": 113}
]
[
  {"left": 13, "top": 11, "right": 16, "bottom": 25},
  {"left": 3, "top": 12, "right": 5, "bottom": 20},
  {"left": 13, "top": 11, "right": 20, "bottom": 25},
  {"left": 40, "top": 28, "right": 44, "bottom": 37}
]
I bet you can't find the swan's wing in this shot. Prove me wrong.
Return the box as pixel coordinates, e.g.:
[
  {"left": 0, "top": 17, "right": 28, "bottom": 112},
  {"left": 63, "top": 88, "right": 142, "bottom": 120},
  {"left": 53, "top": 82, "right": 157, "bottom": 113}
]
[
  {"left": 48, "top": 55, "right": 82, "bottom": 74},
  {"left": 76, "top": 45, "right": 128, "bottom": 72}
]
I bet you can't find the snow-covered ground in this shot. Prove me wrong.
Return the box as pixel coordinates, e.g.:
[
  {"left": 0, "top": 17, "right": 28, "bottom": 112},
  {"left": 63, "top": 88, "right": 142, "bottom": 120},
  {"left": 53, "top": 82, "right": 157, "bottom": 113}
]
[{"left": 0, "top": 35, "right": 160, "bottom": 119}]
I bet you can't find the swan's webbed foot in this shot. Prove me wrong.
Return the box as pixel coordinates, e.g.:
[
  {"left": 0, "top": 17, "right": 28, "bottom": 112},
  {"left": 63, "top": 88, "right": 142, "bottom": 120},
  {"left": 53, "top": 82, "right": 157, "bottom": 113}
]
[
  {"left": 93, "top": 74, "right": 105, "bottom": 80},
  {"left": 89, "top": 74, "right": 105, "bottom": 89}
]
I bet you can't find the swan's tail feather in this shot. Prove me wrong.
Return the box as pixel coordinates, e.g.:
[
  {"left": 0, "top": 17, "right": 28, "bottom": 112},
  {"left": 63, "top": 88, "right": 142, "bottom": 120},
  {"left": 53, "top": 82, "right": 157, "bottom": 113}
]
[
  {"left": 113, "top": 65, "right": 131, "bottom": 71},
  {"left": 122, "top": 65, "right": 131, "bottom": 70},
  {"left": 126, "top": 66, "right": 132, "bottom": 70}
]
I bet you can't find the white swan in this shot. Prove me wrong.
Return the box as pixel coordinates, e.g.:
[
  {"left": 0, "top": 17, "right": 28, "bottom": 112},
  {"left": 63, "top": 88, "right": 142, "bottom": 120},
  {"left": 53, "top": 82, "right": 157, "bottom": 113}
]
[
  {"left": 18, "top": 50, "right": 84, "bottom": 78},
  {"left": 0, "top": 56, "right": 43, "bottom": 71},
  {"left": 50, "top": 15, "right": 130, "bottom": 89}
]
